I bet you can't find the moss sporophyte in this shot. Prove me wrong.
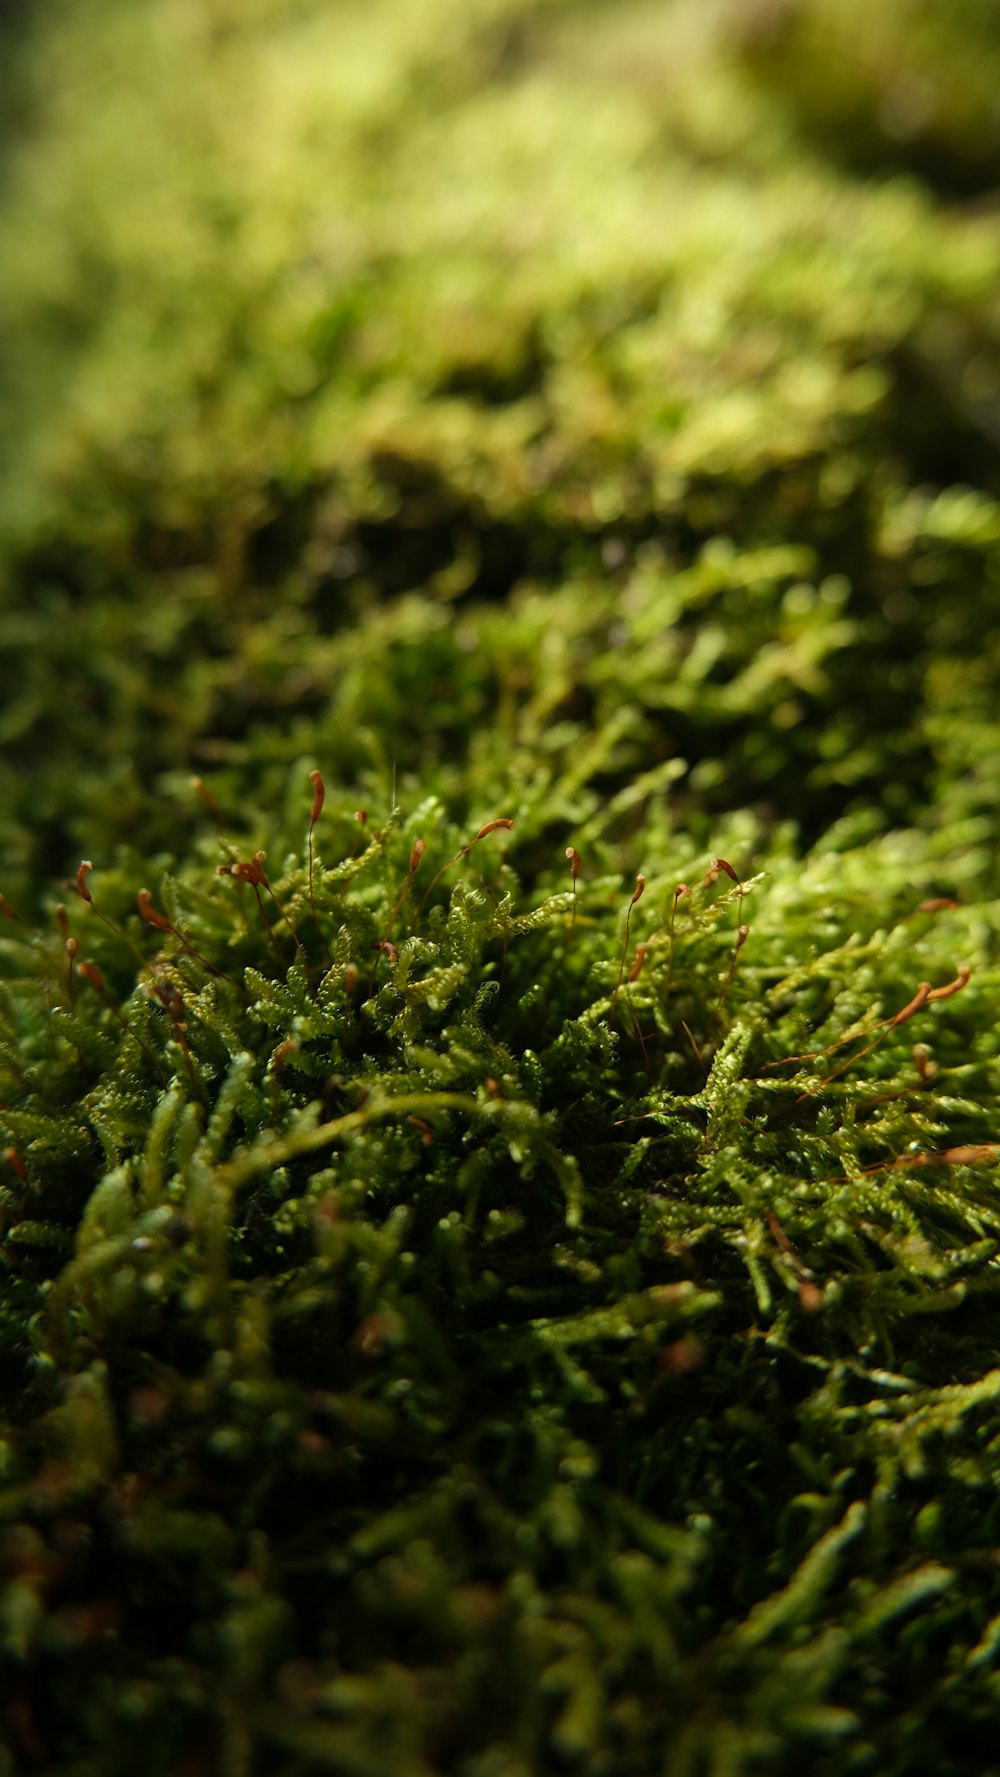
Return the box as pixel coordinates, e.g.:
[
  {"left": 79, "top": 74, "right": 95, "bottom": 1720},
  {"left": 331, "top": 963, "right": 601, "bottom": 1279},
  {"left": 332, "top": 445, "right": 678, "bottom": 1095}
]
[{"left": 2, "top": 0, "right": 1000, "bottom": 1772}]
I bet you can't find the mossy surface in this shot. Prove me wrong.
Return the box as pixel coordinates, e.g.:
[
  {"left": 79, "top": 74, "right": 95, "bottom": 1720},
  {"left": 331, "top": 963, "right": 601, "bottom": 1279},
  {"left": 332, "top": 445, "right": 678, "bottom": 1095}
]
[{"left": 1, "top": 2, "right": 1000, "bottom": 1774}]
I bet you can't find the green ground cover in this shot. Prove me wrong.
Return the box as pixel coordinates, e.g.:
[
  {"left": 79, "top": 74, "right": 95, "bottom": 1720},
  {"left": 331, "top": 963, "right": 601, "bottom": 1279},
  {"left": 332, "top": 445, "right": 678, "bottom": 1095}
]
[{"left": 1, "top": 1, "right": 1000, "bottom": 1772}]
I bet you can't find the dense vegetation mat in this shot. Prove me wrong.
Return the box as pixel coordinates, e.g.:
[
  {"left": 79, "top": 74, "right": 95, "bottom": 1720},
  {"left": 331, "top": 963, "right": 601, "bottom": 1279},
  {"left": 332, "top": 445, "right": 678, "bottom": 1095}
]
[{"left": 1, "top": 2, "right": 999, "bottom": 1773}]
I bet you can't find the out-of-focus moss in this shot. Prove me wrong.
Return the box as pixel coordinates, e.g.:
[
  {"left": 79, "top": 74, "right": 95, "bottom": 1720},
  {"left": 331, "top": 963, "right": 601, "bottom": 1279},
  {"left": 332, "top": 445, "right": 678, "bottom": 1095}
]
[
  {"left": 1, "top": 0, "right": 999, "bottom": 893},
  {"left": 737, "top": 0, "right": 1000, "bottom": 197}
]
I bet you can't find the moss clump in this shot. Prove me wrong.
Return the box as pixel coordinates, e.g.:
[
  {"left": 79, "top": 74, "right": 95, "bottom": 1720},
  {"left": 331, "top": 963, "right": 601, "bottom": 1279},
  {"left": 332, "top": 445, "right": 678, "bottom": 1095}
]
[
  {"left": 1, "top": 2, "right": 1000, "bottom": 1773},
  {"left": 3, "top": 800, "right": 999, "bottom": 1776}
]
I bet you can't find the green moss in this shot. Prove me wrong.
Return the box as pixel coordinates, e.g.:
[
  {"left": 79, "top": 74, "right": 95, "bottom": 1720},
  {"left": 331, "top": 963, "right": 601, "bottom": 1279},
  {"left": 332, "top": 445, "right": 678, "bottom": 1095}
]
[{"left": 1, "top": 2, "right": 1000, "bottom": 1773}]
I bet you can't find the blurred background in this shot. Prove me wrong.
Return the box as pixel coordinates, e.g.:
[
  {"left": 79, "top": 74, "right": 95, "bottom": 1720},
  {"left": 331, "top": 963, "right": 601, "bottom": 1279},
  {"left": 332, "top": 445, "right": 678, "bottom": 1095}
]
[{"left": 1, "top": 0, "right": 999, "bottom": 902}]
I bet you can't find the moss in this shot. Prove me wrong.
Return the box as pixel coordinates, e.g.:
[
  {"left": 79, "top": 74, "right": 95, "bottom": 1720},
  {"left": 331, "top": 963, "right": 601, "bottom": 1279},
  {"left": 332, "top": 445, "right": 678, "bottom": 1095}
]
[{"left": 1, "top": 2, "right": 1000, "bottom": 1773}]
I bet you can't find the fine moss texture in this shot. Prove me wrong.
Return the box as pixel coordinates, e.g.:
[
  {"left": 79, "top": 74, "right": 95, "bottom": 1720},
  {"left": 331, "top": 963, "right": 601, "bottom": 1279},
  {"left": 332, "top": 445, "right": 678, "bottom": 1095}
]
[{"left": 1, "top": 3, "right": 999, "bottom": 1774}]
